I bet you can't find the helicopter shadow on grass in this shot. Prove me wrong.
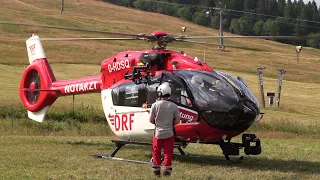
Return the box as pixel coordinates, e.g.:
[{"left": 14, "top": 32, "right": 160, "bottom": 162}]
[
  {"left": 66, "top": 140, "right": 116, "bottom": 150},
  {"left": 170, "top": 153, "right": 320, "bottom": 174},
  {"left": 66, "top": 139, "right": 153, "bottom": 152}
]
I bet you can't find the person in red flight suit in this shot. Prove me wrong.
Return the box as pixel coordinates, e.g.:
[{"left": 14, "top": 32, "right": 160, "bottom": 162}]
[{"left": 149, "top": 82, "right": 180, "bottom": 177}]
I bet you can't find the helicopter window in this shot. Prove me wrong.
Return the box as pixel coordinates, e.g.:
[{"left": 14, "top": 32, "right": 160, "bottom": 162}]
[
  {"left": 160, "top": 73, "right": 192, "bottom": 108},
  {"left": 217, "top": 71, "right": 259, "bottom": 108},
  {"left": 176, "top": 70, "right": 239, "bottom": 112}
]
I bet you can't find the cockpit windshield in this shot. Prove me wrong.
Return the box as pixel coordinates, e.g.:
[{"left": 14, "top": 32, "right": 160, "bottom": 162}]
[
  {"left": 217, "top": 71, "right": 259, "bottom": 108},
  {"left": 176, "top": 70, "right": 239, "bottom": 112}
]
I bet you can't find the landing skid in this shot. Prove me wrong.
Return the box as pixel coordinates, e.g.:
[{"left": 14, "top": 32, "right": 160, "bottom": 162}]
[
  {"left": 93, "top": 140, "right": 186, "bottom": 164},
  {"left": 93, "top": 133, "right": 261, "bottom": 164}
]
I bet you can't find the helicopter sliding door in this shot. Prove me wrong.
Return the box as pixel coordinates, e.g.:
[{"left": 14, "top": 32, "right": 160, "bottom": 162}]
[
  {"left": 101, "top": 81, "right": 159, "bottom": 141},
  {"left": 160, "top": 73, "right": 198, "bottom": 123}
]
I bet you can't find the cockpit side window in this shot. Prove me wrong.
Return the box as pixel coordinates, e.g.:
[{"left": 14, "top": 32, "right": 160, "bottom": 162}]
[{"left": 160, "top": 73, "right": 193, "bottom": 108}]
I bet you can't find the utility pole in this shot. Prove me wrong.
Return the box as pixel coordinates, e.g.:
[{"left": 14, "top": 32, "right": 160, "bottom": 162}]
[
  {"left": 256, "top": 67, "right": 266, "bottom": 108},
  {"left": 218, "top": 0, "right": 224, "bottom": 49},
  {"left": 276, "top": 68, "right": 286, "bottom": 108},
  {"left": 61, "top": 0, "right": 64, "bottom": 15}
]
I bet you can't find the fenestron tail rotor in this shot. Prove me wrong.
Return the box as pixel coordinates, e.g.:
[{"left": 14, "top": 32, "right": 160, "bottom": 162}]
[{"left": 25, "top": 70, "right": 41, "bottom": 105}]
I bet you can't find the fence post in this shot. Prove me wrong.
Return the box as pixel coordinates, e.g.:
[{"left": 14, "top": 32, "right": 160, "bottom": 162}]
[
  {"left": 276, "top": 68, "right": 286, "bottom": 108},
  {"left": 256, "top": 67, "right": 266, "bottom": 108}
]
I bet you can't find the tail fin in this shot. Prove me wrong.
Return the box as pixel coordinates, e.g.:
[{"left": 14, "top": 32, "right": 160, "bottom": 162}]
[
  {"left": 26, "top": 34, "right": 46, "bottom": 64},
  {"left": 20, "top": 34, "right": 58, "bottom": 122}
]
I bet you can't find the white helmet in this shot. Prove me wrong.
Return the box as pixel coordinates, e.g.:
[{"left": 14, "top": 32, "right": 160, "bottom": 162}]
[
  {"left": 157, "top": 82, "right": 171, "bottom": 97},
  {"left": 191, "top": 75, "right": 203, "bottom": 85}
]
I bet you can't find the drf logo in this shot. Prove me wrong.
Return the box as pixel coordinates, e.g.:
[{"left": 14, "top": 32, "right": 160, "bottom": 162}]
[
  {"left": 29, "top": 44, "right": 36, "bottom": 55},
  {"left": 109, "top": 114, "right": 134, "bottom": 131}
]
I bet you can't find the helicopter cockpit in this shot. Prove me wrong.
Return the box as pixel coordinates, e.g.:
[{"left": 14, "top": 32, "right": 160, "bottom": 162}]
[{"left": 160, "top": 70, "right": 260, "bottom": 131}]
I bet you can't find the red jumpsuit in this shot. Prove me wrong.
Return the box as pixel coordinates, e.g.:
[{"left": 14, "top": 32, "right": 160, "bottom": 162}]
[
  {"left": 152, "top": 136, "right": 175, "bottom": 174},
  {"left": 149, "top": 99, "right": 180, "bottom": 176}
]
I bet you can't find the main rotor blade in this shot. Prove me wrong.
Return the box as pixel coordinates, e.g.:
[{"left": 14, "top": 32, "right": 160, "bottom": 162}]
[
  {"left": 176, "top": 35, "right": 306, "bottom": 40},
  {"left": 177, "top": 39, "right": 265, "bottom": 51},
  {"left": 0, "top": 21, "right": 147, "bottom": 37},
  {"left": 37, "top": 37, "right": 142, "bottom": 41},
  {"left": 176, "top": 39, "right": 220, "bottom": 46}
]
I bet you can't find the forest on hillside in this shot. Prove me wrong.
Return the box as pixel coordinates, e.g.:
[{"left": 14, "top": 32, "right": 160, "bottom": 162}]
[{"left": 103, "top": 0, "right": 320, "bottom": 48}]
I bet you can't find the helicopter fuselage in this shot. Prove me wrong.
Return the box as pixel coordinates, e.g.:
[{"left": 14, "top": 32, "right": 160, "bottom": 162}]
[{"left": 20, "top": 35, "right": 261, "bottom": 143}]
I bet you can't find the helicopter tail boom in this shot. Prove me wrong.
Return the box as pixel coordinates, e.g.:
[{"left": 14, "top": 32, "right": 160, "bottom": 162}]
[{"left": 20, "top": 35, "right": 103, "bottom": 122}]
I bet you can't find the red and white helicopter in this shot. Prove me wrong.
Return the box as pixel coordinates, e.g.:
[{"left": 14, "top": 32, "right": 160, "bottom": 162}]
[{"left": 11, "top": 22, "right": 270, "bottom": 162}]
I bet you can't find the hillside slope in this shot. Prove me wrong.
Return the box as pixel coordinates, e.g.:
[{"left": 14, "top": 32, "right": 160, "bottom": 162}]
[{"left": 0, "top": 0, "right": 319, "bottom": 83}]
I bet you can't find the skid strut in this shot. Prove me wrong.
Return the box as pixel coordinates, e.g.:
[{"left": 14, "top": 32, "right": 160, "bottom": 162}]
[
  {"left": 93, "top": 133, "right": 261, "bottom": 163},
  {"left": 93, "top": 140, "right": 186, "bottom": 164}
]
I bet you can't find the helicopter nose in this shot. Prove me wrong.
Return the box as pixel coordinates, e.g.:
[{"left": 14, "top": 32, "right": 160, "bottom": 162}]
[{"left": 201, "top": 98, "right": 259, "bottom": 132}]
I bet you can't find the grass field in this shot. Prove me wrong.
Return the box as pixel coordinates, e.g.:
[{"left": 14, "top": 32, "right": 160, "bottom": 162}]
[
  {"left": 0, "top": 135, "right": 320, "bottom": 179},
  {"left": 0, "top": 0, "right": 320, "bottom": 179}
]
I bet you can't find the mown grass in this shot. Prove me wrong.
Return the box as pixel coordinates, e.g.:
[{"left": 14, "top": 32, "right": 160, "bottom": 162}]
[
  {"left": 0, "top": 104, "right": 105, "bottom": 123},
  {"left": 250, "top": 120, "right": 320, "bottom": 135},
  {"left": 0, "top": 119, "right": 110, "bottom": 136},
  {"left": 0, "top": 135, "right": 319, "bottom": 179}
]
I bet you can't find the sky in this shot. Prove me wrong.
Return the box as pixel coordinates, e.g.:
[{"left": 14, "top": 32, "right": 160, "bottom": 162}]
[{"left": 303, "top": 0, "right": 320, "bottom": 6}]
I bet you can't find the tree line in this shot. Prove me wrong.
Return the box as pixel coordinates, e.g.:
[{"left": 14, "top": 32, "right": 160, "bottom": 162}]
[{"left": 103, "top": 0, "right": 320, "bottom": 48}]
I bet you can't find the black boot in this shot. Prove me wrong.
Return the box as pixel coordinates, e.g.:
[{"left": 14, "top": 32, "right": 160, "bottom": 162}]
[
  {"left": 153, "top": 170, "right": 161, "bottom": 177},
  {"left": 152, "top": 165, "right": 161, "bottom": 177},
  {"left": 163, "top": 168, "right": 172, "bottom": 177}
]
